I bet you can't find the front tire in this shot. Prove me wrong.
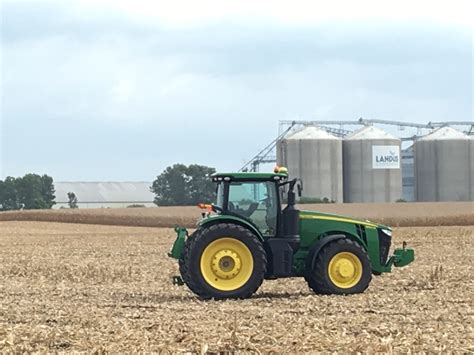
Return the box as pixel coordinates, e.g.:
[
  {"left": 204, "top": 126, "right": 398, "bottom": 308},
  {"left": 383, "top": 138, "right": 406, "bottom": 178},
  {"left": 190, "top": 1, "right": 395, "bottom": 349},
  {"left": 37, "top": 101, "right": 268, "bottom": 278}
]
[
  {"left": 307, "top": 238, "right": 372, "bottom": 295},
  {"left": 180, "top": 223, "right": 266, "bottom": 299}
]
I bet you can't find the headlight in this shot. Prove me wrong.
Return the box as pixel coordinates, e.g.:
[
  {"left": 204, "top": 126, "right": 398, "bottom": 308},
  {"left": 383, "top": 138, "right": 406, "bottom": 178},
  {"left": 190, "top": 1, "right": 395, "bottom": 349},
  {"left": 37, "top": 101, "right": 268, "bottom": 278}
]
[{"left": 382, "top": 229, "right": 392, "bottom": 237}]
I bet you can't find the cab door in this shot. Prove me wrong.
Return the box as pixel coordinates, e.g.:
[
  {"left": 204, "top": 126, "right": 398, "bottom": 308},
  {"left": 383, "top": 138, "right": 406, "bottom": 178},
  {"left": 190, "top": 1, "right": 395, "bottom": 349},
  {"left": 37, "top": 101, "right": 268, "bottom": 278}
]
[{"left": 226, "top": 181, "right": 278, "bottom": 237}]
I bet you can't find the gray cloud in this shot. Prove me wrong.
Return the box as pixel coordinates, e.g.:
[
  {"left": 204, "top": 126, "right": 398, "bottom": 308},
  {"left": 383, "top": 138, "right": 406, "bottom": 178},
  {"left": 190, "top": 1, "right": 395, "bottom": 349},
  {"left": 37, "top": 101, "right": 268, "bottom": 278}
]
[{"left": 1, "top": 1, "right": 472, "bottom": 180}]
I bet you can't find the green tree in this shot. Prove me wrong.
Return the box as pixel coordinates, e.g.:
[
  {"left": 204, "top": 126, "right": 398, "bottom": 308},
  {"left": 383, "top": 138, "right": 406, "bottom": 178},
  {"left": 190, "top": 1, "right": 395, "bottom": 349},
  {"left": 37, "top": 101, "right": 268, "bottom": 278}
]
[
  {"left": 67, "top": 192, "right": 78, "bottom": 209},
  {"left": 186, "top": 164, "right": 217, "bottom": 204},
  {"left": 0, "top": 177, "right": 20, "bottom": 211},
  {"left": 151, "top": 164, "right": 216, "bottom": 206},
  {"left": 15, "top": 174, "right": 56, "bottom": 209},
  {"left": 41, "top": 175, "right": 56, "bottom": 208}
]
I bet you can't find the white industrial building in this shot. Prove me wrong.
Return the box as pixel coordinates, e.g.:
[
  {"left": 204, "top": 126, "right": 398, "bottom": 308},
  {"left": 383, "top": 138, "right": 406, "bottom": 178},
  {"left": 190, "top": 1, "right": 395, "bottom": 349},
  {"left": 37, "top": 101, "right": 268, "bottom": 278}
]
[{"left": 54, "top": 182, "right": 156, "bottom": 209}]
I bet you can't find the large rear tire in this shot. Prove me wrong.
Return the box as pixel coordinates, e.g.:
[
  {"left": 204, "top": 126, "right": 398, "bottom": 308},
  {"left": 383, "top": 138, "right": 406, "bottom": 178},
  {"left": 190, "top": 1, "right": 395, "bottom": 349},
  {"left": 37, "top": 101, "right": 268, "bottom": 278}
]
[
  {"left": 307, "top": 238, "right": 372, "bottom": 295},
  {"left": 180, "top": 223, "right": 267, "bottom": 299}
]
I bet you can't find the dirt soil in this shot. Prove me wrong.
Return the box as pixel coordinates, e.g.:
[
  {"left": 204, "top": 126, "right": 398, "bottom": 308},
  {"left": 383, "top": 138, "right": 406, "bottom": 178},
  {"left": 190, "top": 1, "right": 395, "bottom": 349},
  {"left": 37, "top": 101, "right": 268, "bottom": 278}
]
[{"left": 0, "top": 222, "right": 472, "bottom": 352}]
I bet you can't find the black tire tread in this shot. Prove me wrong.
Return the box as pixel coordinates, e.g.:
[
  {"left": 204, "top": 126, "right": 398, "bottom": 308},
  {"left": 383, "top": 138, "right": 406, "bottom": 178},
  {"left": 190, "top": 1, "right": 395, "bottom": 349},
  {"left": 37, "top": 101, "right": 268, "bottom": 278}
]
[
  {"left": 178, "top": 229, "right": 201, "bottom": 295},
  {"left": 307, "top": 238, "right": 372, "bottom": 295},
  {"left": 180, "top": 223, "right": 267, "bottom": 300}
]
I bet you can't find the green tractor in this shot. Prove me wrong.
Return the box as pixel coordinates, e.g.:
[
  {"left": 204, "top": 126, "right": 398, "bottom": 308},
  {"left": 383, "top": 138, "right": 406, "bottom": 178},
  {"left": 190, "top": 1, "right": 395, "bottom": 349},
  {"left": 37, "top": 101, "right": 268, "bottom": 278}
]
[{"left": 169, "top": 167, "right": 414, "bottom": 299}]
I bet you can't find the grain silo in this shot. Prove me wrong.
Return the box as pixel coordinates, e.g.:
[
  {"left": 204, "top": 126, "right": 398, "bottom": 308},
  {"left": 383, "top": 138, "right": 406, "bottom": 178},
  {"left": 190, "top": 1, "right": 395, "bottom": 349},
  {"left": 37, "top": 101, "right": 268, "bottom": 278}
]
[
  {"left": 401, "top": 145, "right": 415, "bottom": 202},
  {"left": 343, "top": 126, "right": 402, "bottom": 203},
  {"left": 277, "top": 126, "right": 343, "bottom": 202},
  {"left": 414, "top": 126, "right": 473, "bottom": 202}
]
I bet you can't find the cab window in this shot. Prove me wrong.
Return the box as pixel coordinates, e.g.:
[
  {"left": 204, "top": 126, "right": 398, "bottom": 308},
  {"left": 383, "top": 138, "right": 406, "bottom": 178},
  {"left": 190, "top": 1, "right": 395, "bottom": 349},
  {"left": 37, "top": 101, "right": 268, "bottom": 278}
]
[
  {"left": 227, "top": 181, "right": 278, "bottom": 236},
  {"left": 215, "top": 182, "right": 225, "bottom": 209}
]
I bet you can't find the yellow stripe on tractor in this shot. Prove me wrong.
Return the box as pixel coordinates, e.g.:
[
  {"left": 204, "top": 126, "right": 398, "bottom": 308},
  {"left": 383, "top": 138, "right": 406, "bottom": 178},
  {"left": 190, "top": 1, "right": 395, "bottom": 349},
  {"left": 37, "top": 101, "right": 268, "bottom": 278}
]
[{"left": 299, "top": 214, "right": 378, "bottom": 229}]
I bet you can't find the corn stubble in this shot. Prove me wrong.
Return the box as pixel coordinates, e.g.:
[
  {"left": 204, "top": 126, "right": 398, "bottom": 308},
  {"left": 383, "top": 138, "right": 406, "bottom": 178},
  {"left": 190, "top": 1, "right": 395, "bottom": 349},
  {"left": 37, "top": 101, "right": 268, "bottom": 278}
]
[{"left": 0, "top": 222, "right": 473, "bottom": 352}]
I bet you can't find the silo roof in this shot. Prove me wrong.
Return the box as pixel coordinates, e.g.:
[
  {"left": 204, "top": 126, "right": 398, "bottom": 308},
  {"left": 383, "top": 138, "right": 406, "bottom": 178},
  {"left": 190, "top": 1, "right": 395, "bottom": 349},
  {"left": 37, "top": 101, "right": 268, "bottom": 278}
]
[
  {"left": 347, "top": 126, "right": 398, "bottom": 140},
  {"left": 419, "top": 126, "right": 471, "bottom": 140},
  {"left": 286, "top": 126, "right": 339, "bottom": 140}
]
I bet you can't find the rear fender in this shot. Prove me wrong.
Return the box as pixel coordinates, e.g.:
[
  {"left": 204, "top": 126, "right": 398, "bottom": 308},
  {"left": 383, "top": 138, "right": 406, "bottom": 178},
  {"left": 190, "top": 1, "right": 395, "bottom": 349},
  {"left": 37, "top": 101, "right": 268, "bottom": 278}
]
[{"left": 199, "top": 215, "right": 264, "bottom": 242}]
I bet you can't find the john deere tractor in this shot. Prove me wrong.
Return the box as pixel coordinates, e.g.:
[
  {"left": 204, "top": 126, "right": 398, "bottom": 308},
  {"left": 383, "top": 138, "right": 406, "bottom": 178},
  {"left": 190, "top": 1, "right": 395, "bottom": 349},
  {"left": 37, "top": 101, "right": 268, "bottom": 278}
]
[{"left": 169, "top": 167, "right": 414, "bottom": 299}]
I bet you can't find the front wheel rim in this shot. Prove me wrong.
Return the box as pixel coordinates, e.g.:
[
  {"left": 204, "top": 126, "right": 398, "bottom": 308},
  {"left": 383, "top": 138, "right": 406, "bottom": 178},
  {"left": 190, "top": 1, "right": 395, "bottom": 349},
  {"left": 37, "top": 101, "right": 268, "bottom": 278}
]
[
  {"left": 328, "top": 252, "right": 363, "bottom": 289},
  {"left": 200, "top": 238, "right": 254, "bottom": 291}
]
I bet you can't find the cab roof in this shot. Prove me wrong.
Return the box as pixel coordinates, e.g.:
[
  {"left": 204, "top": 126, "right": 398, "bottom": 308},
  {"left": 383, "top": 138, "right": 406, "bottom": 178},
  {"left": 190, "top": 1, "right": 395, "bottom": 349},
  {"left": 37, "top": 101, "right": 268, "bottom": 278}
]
[{"left": 211, "top": 172, "right": 288, "bottom": 182}]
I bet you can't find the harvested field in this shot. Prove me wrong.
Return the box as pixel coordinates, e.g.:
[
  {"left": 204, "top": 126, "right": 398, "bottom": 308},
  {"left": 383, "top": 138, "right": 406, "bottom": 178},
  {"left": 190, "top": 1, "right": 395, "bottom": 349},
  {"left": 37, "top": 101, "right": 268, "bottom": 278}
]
[
  {"left": 0, "top": 201, "right": 472, "bottom": 228},
  {"left": 0, "top": 221, "right": 473, "bottom": 352}
]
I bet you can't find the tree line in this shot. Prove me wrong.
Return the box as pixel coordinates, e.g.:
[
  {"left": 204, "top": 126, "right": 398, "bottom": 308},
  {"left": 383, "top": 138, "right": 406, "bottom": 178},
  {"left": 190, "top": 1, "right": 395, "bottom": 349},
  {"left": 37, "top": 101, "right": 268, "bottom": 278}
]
[
  {"left": 0, "top": 164, "right": 217, "bottom": 210},
  {"left": 150, "top": 164, "right": 216, "bottom": 206},
  {"left": 0, "top": 174, "right": 56, "bottom": 211}
]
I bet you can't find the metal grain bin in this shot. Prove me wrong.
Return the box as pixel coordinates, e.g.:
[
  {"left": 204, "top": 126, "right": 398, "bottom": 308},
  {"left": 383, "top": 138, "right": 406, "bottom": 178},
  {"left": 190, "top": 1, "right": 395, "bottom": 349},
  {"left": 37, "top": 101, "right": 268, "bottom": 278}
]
[
  {"left": 401, "top": 145, "right": 415, "bottom": 202},
  {"left": 343, "top": 126, "right": 402, "bottom": 203},
  {"left": 277, "top": 126, "right": 343, "bottom": 202},
  {"left": 415, "top": 127, "right": 473, "bottom": 201}
]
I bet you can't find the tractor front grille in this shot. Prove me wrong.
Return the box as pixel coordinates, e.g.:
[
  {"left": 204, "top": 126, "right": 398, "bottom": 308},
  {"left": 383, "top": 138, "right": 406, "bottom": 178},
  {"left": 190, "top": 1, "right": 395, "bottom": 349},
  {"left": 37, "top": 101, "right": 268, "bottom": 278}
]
[
  {"left": 377, "top": 229, "right": 392, "bottom": 265},
  {"left": 356, "top": 224, "right": 367, "bottom": 244}
]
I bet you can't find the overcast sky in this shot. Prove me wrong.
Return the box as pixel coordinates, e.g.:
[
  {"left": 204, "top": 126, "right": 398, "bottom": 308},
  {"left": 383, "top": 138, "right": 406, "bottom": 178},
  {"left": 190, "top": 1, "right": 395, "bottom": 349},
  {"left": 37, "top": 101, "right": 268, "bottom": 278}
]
[{"left": 1, "top": 0, "right": 472, "bottom": 181}]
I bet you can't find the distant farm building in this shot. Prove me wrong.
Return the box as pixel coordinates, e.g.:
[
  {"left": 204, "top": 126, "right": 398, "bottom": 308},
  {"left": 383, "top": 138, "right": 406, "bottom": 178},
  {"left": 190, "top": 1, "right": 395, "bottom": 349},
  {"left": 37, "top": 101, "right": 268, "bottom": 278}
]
[{"left": 54, "top": 182, "right": 155, "bottom": 209}]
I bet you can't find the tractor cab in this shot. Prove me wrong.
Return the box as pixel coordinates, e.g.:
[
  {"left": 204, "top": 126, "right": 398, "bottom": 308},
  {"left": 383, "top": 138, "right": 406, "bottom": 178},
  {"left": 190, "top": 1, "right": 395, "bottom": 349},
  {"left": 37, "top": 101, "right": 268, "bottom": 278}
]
[{"left": 210, "top": 167, "right": 300, "bottom": 241}]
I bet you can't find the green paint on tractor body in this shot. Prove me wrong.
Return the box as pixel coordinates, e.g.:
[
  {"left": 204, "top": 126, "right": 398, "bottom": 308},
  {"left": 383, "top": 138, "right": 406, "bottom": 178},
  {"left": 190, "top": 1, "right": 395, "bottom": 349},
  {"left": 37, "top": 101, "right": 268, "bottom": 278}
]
[
  {"left": 169, "top": 170, "right": 414, "bottom": 297},
  {"left": 169, "top": 227, "right": 188, "bottom": 259}
]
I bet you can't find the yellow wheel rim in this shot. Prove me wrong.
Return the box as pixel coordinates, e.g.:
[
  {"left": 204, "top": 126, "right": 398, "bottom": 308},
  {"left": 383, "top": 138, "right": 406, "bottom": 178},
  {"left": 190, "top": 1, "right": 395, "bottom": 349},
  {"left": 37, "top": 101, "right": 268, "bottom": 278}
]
[
  {"left": 328, "top": 252, "right": 363, "bottom": 289},
  {"left": 200, "top": 238, "right": 254, "bottom": 291}
]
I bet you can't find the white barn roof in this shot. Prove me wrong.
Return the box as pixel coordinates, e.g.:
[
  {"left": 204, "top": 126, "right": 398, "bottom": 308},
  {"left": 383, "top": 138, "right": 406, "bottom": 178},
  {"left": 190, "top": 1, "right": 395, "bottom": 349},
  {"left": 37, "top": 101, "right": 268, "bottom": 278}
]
[{"left": 54, "top": 182, "right": 154, "bottom": 203}]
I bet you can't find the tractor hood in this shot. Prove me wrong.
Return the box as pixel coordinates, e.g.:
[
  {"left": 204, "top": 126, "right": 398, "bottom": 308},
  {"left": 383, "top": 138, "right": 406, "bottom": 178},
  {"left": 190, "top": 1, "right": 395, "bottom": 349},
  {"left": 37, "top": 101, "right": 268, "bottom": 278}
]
[
  {"left": 199, "top": 210, "right": 391, "bottom": 231},
  {"left": 299, "top": 210, "right": 391, "bottom": 231}
]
